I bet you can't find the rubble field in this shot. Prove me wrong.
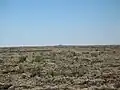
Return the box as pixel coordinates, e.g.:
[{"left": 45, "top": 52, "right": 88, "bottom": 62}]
[{"left": 0, "top": 45, "right": 120, "bottom": 90}]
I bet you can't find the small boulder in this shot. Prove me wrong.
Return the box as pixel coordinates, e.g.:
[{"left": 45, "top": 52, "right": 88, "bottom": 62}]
[{"left": 8, "top": 86, "right": 15, "bottom": 90}]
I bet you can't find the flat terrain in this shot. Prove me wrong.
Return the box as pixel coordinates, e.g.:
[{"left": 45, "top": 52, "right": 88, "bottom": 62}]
[{"left": 0, "top": 45, "right": 120, "bottom": 90}]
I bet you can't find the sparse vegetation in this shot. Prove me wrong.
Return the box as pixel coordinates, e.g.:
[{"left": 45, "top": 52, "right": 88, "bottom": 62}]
[
  {"left": 19, "top": 56, "right": 27, "bottom": 63},
  {"left": 34, "top": 55, "right": 44, "bottom": 62},
  {"left": 0, "top": 46, "right": 120, "bottom": 90},
  {"left": 91, "top": 52, "right": 98, "bottom": 57}
]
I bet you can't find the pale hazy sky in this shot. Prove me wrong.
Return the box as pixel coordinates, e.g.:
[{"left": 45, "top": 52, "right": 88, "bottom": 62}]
[{"left": 0, "top": 0, "right": 120, "bottom": 46}]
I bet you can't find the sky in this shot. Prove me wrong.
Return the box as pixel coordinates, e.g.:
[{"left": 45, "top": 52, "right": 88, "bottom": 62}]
[{"left": 0, "top": 0, "right": 120, "bottom": 46}]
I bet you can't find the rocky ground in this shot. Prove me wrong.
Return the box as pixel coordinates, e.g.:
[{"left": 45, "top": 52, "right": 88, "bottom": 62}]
[{"left": 0, "top": 45, "right": 120, "bottom": 90}]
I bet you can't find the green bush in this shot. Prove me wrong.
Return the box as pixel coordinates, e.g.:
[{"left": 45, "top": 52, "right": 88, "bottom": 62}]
[
  {"left": 19, "top": 56, "right": 27, "bottom": 63},
  {"left": 34, "top": 56, "right": 44, "bottom": 62}
]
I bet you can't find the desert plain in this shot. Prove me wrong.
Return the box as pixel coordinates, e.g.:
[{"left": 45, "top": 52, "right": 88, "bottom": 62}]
[{"left": 0, "top": 45, "right": 120, "bottom": 90}]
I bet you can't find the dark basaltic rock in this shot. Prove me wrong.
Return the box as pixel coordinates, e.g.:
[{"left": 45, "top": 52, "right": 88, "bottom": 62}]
[{"left": 0, "top": 83, "right": 12, "bottom": 90}]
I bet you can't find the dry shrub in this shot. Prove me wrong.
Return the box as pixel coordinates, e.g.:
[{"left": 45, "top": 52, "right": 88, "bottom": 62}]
[
  {"left": 91, "top": 52, "right": 98, "bottom": 57},
  {"left": 82, "top": 51, "right": 89, "bottom": 54},
  {"left": 19, "top": 56, "right": 27, "bottom": 63},
  {"left": 34, "top": 56, "right": 44, "bottom": 62}
]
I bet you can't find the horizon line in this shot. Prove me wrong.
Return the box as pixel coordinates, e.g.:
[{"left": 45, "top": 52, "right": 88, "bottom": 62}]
[{"left": 0, "top": 44, "right": 120, "bottom": 48}]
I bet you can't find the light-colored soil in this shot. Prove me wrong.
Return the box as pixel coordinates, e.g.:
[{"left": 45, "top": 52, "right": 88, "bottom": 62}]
[{"left": 0, "top": 45, "right": 120, "bottom": 90}]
